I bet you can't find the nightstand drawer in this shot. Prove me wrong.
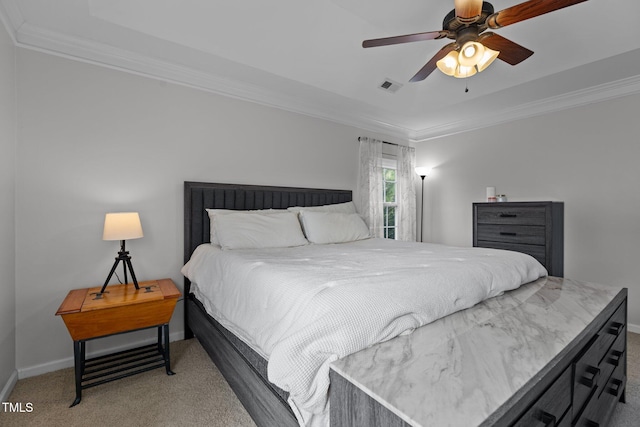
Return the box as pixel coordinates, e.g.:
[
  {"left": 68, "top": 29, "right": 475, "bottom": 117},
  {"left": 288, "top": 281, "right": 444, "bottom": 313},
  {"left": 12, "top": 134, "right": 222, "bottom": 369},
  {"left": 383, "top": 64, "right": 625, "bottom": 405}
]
[
  {"left": 475, "top": 224, "right": 545, "bottom": 245},
  {"left": 475, "top": 206, "right": 547, "bottom": 225}
]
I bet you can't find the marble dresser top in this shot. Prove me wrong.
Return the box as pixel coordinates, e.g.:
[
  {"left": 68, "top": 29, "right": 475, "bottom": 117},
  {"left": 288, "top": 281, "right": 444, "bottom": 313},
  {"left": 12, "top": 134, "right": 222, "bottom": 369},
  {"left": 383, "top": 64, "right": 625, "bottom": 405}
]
[{"left": 330, "top": 276, "right": 625, "bottom": 427}]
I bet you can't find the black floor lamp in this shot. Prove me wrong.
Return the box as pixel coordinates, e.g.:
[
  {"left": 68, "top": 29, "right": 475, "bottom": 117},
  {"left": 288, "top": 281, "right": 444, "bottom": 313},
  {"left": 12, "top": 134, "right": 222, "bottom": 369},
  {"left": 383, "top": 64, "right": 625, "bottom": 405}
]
[{"left": 415, "top": 167, "right": 431, "bottom": 242}]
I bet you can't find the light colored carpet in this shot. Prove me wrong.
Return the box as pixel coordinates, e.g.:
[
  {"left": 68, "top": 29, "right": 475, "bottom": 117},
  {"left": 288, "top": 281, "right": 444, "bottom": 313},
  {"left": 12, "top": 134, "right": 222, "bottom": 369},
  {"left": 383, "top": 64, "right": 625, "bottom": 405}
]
[
  {"left": 0, "top": 339, "right": 255, "bottom": 427},
  {"left": 1, "top": 334, "right": 638, "bottom": 426}
]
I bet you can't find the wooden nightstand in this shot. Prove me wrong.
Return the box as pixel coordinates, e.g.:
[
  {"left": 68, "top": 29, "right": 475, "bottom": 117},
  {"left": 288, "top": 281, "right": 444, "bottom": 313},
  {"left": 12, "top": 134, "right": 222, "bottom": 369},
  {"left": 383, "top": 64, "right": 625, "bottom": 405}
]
[{"left": 55, "top": 278, "right": 181, "bottom": 407}]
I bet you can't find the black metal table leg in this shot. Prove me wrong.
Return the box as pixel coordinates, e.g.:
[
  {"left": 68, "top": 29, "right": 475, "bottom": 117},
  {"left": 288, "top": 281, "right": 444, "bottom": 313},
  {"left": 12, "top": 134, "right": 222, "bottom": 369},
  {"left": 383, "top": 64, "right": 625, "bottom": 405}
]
[
  {"left": 162, "top": 324, "right": 175, "bottom": 375},
  {"left": 70, "top": 340, "right": 84, "bottom": 407}
]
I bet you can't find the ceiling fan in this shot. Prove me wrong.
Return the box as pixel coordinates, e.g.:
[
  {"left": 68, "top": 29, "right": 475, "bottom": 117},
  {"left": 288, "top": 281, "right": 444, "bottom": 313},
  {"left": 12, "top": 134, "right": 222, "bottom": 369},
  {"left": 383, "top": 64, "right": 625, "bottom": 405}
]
[{"left": 363, "top": 0, "right": 589, "bottom": 81}]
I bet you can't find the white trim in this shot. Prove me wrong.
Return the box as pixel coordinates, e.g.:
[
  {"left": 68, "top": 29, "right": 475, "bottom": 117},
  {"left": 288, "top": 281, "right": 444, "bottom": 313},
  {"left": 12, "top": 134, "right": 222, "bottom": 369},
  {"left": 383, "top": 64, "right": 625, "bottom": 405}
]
[
  {"left": 0, "top": 369, "right": 18, "bottom": 402},
  {"left": 627, "top": 322, "right": 640, "bottom": 335},
  {"left": 17, "top": 330, "right": 183, "bottom": 380},
  {"left": 1, "top": 2, "right": 638, "bottom": 142},
  {"left": 410, "top": 74, "right": 640, "bottom": 142}
]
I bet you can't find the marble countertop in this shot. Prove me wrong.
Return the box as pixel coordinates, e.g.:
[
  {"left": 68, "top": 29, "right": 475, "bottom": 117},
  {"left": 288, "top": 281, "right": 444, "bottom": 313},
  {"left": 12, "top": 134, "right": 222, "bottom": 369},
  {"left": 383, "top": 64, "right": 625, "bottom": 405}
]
[{"left": 330, "top": 276, "right": 624, "bottom": 427}]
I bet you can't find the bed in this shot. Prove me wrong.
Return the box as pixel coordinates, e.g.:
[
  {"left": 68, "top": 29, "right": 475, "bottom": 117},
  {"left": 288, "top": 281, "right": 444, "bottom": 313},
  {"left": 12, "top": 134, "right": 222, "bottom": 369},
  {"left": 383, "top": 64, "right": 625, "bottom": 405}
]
[{"left": 182, "top": 181, "right": 627, "bottom": 427}]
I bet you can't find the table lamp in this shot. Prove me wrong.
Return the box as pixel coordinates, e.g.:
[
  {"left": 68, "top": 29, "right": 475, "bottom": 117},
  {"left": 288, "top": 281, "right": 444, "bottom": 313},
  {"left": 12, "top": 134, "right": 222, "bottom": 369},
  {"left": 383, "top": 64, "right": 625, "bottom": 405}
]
[{"left": 100, "top": 212, "right": 143, "bottom": 295}]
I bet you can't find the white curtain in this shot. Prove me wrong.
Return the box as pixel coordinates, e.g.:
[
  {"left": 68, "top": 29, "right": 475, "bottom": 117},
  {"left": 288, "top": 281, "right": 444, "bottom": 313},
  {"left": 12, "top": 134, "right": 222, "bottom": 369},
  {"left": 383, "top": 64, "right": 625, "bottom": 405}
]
[
  {"left": 358, "top": 137, "right": 384, "bottom": 238},
  {"left": 358, "top": 138, "right": 417, "bottom": 241},
  {"left": 396, "top": 144, "right": 417, "bottom": 241}
]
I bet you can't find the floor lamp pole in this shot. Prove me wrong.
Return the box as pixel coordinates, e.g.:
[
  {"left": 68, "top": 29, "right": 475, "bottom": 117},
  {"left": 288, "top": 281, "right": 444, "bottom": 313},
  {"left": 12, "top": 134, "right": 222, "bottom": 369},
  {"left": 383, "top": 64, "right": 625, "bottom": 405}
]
[{"left": 419, "top": 175, "right": 425, "bottom": 242}]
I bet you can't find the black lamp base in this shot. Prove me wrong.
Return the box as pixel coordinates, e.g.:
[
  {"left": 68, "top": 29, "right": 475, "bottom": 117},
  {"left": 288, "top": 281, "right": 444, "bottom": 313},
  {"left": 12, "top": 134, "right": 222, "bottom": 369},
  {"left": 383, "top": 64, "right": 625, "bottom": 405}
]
[{"left": 99, "top": 240, "right": 140, "bottom": 295}]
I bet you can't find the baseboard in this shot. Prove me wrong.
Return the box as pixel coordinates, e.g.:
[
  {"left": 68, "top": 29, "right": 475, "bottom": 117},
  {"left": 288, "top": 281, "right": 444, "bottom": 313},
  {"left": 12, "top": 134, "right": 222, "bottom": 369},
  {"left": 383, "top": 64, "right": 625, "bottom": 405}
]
[
  {"left": 17, "top": 330, "right": 184, "bottom": 380},
  {"left": 1, "top": 369, "right": 18, "bottom": 402},
  {"left": 628, "top": 322, "right": 640, "bottom": 334}
]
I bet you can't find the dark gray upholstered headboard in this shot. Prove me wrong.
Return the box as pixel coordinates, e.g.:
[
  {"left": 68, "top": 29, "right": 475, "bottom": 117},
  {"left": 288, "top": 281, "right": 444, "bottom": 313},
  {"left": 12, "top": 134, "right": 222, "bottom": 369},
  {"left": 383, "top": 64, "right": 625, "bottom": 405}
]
[
  {"left": 183, "top": 182, "right": 352, "bottom": 338},
  {"left": 184, "top": 181, "right": 353, "bottom": 264}
]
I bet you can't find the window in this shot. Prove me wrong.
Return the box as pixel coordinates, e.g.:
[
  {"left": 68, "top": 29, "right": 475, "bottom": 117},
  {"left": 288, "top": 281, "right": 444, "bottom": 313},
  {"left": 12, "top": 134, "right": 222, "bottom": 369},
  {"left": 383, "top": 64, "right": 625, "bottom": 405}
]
[{"left": 383, "top": 159, "right": 397, "bottom": 239}]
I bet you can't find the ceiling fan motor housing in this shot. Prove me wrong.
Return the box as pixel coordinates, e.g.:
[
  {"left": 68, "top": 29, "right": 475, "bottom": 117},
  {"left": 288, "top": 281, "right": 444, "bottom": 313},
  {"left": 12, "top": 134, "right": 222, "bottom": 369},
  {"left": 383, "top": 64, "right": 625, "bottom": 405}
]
[{"left": 443, "top": 1, "right": 495, "bottom": 46}]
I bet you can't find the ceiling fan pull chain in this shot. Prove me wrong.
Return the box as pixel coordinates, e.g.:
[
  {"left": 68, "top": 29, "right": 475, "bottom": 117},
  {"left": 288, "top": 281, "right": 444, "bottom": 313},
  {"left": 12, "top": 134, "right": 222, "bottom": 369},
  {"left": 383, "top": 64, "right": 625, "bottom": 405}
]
[{"left": 465, "top": 81, "right": 469, "bottom": 93}]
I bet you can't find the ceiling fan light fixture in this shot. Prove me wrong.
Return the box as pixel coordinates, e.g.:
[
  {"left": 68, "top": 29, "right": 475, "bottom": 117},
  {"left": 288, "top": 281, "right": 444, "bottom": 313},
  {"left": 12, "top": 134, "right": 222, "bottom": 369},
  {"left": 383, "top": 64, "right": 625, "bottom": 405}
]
[
  {"left": 458, "top": 41, "right": 485, "bottom": 67},
  {"left": 436, "top": 51, "right": 460, "bottom": 76},
  {"left": 476, "top": 47, "right": 500, "bottom": 72},
  {"left": 454, "top": 64, "right": 477, "bottom": 78}
]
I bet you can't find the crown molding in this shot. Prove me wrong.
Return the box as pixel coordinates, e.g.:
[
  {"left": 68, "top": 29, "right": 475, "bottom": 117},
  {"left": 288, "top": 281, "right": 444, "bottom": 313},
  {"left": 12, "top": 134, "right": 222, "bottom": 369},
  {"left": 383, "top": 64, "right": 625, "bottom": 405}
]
[
  {"left": 0, "top": 0, "right": 23, "bottom": 43},
  {"left": 2, "top": 1, "right": 639, "bottom": 144},
  {"left": 411, "top": 74, "right": 640, "bottom": 142},
  {"left": 12, "top": 20, "right": 413, "bottom": 140}
]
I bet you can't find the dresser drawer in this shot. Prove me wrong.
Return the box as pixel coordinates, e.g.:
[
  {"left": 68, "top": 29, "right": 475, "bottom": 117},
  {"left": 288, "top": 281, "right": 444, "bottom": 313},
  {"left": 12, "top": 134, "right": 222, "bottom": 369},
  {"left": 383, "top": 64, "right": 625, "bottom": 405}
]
[
  {"left": 513, "top": 367, "right": 571, "bottom": 427},
  {"left": 473, "top": 201, "right": 564, "bottom": 276},
  {"left": 573, "top": 301, "right": 626, "bottom": 422},
  {"left": 475, "top": 224, "right": 545, "bottom": 245},
  {"left": 574, "top": 364, "right": 626, "bottom": 427},
  {"left": 473, "top": 241, "right": 546, "bottom": 266},
  {"left": 475, "top": 206, "right": 546, "bottom": 226}
]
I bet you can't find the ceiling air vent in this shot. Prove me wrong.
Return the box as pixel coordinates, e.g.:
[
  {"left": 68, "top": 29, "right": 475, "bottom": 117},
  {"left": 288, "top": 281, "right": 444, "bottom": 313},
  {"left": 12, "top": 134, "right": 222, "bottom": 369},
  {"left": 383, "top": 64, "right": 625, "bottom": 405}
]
[{"left": 378, "top": 78, "right": 403, "bottom": 94}]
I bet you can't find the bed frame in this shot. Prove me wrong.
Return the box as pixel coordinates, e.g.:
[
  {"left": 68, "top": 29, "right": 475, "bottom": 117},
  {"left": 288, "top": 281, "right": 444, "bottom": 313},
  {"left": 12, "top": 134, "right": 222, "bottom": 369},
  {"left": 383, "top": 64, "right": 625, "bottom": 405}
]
[
  {"left": 183, "top": 181, "right": 353, "bottom": 426},
  {"left": 183, "top": 181, "right": 627, "bottom": 427}
]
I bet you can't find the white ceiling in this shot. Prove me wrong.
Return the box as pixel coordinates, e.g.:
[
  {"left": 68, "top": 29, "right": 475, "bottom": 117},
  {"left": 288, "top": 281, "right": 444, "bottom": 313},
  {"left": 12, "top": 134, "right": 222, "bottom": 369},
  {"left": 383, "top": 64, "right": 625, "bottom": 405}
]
[{"left": 2, "top": 0, "right": 640, "bottom": 141}]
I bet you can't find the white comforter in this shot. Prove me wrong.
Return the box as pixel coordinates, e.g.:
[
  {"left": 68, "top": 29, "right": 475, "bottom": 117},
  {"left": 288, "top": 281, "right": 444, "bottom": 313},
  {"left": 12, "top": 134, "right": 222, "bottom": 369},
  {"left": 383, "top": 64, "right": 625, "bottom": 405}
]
[{"left": 181, "top": 238, "right": 547, "bottom": 426}]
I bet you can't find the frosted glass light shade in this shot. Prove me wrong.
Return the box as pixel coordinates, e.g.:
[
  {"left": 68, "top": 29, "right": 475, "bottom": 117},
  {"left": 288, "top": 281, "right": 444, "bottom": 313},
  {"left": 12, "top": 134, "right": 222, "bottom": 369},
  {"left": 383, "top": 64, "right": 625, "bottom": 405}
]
[
  {"left": 454, "top": 64, "right": 477, "bottom": 78},
  {"left": 415, "top": 166, "right": 431, "bottom": 177},
  {"left": 436, "top": 51, "right": 459, "bottom": 77},
  {"left": 476, "top": 47, "right": 500, "bottom": 72},
  {"left": 103, "top": 212, "right": 144, "bottom": 241},
  {"left": 458, "top": 42, "right": 485, "bottom": 67}
]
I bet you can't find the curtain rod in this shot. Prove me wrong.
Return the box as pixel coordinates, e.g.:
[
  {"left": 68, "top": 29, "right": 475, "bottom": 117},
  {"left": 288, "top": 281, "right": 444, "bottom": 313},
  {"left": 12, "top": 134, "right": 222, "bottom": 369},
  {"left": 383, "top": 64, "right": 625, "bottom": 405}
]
[{"left": 357, "top": 137, "right": 399, "bottom": 147}]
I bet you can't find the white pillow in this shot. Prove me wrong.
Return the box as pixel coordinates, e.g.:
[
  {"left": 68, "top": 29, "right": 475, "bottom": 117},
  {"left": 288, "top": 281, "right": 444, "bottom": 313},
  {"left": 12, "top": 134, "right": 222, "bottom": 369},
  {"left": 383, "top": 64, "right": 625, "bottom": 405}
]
[
  {"left": 287, "top": 201, "right": 356, "bottom": 214},
  {"left": 214, "top": 211, "right": 308, "bottom": 250},
  {"left": 206, "top": 208, "right": 286, "bottom": 245},
  {"left": 298, "top": 211, "right": 370, "bottom": 244}
]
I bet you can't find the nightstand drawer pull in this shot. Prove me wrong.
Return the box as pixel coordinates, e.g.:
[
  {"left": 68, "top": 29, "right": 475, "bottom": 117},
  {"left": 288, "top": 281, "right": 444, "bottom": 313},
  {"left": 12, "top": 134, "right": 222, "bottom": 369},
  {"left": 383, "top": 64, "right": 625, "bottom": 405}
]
[
  {"left": 499, "top": 213, "right": 517, "bottom": 218},
  {"left": 607, "top": 379, "right": 623, "bottom": 397},
  {"left": 581, "top": 366, "right": 600, "bottom": 388},
  {"left": 608, "top": 322, "right": 623, "bottom": 336},
  {"left": 500, "top": 232, "right": 517, "bottom": 236}
]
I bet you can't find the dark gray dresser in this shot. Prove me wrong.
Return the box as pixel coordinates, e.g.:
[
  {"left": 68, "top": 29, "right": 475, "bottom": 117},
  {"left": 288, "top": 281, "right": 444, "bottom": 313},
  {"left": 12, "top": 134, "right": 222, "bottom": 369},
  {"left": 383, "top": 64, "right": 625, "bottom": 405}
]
[{"left": 473, "top": 201, "right": 564, "bottom": 277}]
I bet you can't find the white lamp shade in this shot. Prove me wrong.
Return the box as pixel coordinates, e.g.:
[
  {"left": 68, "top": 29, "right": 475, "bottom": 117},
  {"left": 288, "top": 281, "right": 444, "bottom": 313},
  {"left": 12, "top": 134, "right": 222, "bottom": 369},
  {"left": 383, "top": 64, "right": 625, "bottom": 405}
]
[
  {"left": 415, "top": 166, "right": 431, "bottom": 177},
  {"left": 103, "top": 212, "right": 144, "bottom": 241}
]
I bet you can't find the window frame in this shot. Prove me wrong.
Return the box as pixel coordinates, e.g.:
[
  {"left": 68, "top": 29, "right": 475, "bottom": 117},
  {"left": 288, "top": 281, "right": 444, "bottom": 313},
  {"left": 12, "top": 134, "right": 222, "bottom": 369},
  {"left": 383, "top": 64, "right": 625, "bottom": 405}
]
[{"left": 382, "top": 157, "right": 398, "bottom": 240}]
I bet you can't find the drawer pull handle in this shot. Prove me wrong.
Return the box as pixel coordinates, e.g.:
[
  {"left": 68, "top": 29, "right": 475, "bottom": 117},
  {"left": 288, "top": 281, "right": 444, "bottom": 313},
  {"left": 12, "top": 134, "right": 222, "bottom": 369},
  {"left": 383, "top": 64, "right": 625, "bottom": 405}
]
[
  {"left": 537, "top": 411, "right": 556, "bottom": 427},
  {"left": 499, "top": 213, "right": 517, "bottom": 218},
  {"left": 608, "top": 349, "right": 625, "bottom": 366},
  {"left": 499, "top": 232, "right": 517, "bottom": 236},
  {"left": 608, "top": 322, "right": 623, "bottom": 336},
  {"left": 581, "top": 366, "right": 600, "bottom": 388},
  {"left": 608, "top": 378, "right": 623, "bottom": 397}
]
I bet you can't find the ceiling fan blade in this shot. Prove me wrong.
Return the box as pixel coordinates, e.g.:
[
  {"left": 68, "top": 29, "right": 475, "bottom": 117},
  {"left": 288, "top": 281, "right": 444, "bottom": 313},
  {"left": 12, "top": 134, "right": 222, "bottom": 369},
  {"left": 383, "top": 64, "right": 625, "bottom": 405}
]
[
  {"left": 363, "top": 31, "right": 447, "bottom": 48},
  {"left": 487, "top": 0, "right": 588, "bottom": 29},
  {"left": 455, "top": 0, "right": 483, "bottom": 22},
  {"left": 409, "top": 43, "right": 457, "bottom": 82},
  {"left": 479, "top": 33, "right": 534, "bottom": 65}
]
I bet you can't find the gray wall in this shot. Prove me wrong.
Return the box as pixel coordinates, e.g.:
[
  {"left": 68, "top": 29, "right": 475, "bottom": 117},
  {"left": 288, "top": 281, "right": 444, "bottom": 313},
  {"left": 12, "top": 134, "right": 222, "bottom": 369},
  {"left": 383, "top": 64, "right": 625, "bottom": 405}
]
[
  {"left": 14, "top": 48, "right": 398, "bottom": 377},
  {"left": 0, "top": 20, "right": 16, "bottom": 400},
  {"left": 415, "top": 93, "right": 640, "bottom": 329}
]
